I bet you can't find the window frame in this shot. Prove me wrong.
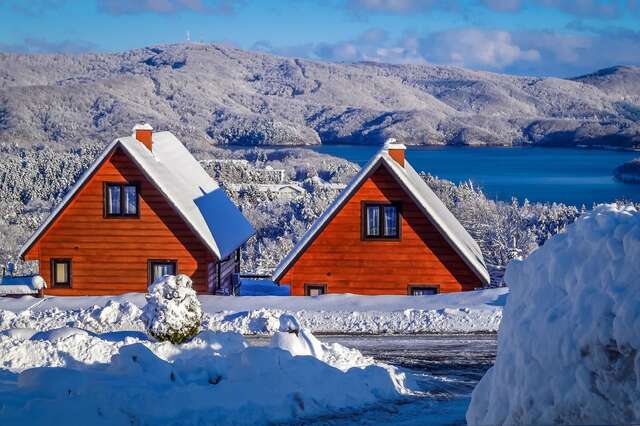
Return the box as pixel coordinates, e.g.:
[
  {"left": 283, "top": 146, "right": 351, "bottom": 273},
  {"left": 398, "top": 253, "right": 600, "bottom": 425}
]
[
  {"left": 304, "top": 283, "right": 327, "bottom": 296},
  {"left": 51, "top": 258, "right": 72, "bottom": 288},
  {"left": 408, "top": 285, "right": 440, "bottom": 296},
  {"left": 103, "top": 182, "right": 140, "bottom": 218},
  {"left": 361, "top": 201, "right": 402, "bottom": 241},
  {"left": 147, "top": 259, "right": 178, "bottom": 285}
]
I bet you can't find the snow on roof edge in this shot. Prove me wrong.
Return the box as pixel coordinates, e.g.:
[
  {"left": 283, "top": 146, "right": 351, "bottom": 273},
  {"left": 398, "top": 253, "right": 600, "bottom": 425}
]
[{"left": 272, "top": 148, "right": 490, "bottom": 286}]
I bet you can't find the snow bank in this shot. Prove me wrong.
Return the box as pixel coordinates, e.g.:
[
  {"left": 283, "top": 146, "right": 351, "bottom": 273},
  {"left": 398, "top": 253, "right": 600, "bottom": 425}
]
[
  {"left": 467, "top": 204, "right": 640, "bottom": 425},
  {"left": 0, "top": 288, "right": 506, "bottom": 335},
  {"left": 0, "top": 321, "right": 410, "bottom": 424}
]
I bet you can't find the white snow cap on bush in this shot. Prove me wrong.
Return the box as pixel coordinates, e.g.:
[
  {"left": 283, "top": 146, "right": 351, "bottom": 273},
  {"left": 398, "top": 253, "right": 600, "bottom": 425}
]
[
  {"left": 467, "top": 204, "right": 640, "bottom": 425},
  {"left": 141, "top": 274, "right": 203, "bottom": 344}
]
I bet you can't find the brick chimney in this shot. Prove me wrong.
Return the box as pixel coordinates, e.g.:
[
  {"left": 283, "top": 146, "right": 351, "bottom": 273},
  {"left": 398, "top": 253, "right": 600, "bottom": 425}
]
[
  {"left": 133, "top": 123, "right": 153, "bottom": 151},
  {"left": 384, "top": 138, "right": 406, "bottom": 167}
]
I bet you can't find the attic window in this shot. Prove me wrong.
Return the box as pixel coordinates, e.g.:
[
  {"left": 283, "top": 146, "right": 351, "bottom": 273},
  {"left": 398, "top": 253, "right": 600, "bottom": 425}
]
[
  {"left": 362, "top": 202, "right": 400, "bottom": 240},
  {"left": 105, "top": 183, "right": 139, "bottom": 217}
]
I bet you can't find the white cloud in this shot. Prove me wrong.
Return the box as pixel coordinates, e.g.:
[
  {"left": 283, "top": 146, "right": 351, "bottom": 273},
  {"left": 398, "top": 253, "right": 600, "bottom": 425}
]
[
  {"left": 345, "top": 0, "right": 454, "bottom": 14},
  {"left": 481, "top": 0, "right": 523, "bottom": 12},
  {"left": 96, "top": 0, "right": 240, "bottom": 15},
  {"left": 420, "top": 28, "right": 540, "bottom": 69}
]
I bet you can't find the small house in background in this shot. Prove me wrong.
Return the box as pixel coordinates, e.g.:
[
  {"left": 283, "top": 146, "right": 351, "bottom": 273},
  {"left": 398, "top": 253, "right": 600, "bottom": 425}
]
[
  {"left": 19, "top": 124, "right": 255, "bottom": 296},
  {"left": 273, "top": 140, "right": 490, "bottom": 296}
]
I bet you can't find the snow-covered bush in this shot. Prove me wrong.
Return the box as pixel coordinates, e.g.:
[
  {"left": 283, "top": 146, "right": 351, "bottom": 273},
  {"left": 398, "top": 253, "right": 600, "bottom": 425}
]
[
  {"left": 467, "top": 204, "right": 640, "bottom": 425},
  {"left": 141, "top": 274, "right": 203, "bottom": 344}
]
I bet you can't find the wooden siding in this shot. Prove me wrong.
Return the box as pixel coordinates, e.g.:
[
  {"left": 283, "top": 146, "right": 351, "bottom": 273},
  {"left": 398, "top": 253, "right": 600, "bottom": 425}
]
[
  {"left": 23, "top": 147, "right": 217, "bottom": 295},
  {"left": 280, "top": 164, "right": 482, "bottom": 295}
]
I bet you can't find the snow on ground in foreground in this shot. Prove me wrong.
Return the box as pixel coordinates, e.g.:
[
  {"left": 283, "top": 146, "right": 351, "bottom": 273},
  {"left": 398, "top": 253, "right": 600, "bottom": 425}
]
[
  {"left": 467, "top": 204, "right": 640, "bottom": 425},
  {"left": 0, "top": 288, "right": 506, "bottom": 335},
  {"left": 0, "top": 321, "right": 410, "bottom": 425}
]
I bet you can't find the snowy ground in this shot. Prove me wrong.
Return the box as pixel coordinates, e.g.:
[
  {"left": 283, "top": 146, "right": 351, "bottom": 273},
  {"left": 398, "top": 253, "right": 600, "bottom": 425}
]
[
  {"left": 0, "top": 322, "right": 413, "bottom": 425},
  {"left": 0, "top": 287, "right": 506, "bottom": 335}
]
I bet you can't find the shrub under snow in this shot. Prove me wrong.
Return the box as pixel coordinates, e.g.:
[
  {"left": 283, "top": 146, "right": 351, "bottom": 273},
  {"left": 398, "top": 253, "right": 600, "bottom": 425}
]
[
  {"left": 467, "top": 204, "right": 640, "bottom": 425},
  {"left": 141, "top": 275, "right": 202, "bottom": 344}
]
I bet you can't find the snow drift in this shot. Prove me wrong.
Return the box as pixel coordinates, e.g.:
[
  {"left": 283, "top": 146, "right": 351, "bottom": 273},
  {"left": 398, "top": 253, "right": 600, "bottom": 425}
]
[
  {"left": 0, "top": 288, "right": 506, "bottom": 335},
  {"left": 467, "top": 204, "right": 640, "bottom": 425},
  {"left": 0, "top": 318, "right": 410, "bottom": 424}
]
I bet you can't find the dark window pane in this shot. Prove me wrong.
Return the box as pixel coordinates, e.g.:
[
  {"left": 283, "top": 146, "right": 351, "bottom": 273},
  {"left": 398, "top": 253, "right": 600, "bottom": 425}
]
[
  {"left": 366, "top": 206, "right": 380, "bottom": 236},
  {"left": 123, "top": 185, "right": 137, "bottom": 215},
  {"left": 384, "top": 206, "right": 397, "bottom": 236},
  {"left": 107, "top": 185, "right": 121, "bottom": 215},
  {"left": 306, "top": 285, "right": 326, "bottom": 296},
  {"left": 411, "top": 287, "right": 438, "bottom": 296}
]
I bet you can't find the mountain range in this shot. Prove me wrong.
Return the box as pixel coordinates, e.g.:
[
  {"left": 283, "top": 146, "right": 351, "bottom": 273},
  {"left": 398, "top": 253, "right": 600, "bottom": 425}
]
[{"left": 0, "top": 43, "right": 638, "bottom": 149}]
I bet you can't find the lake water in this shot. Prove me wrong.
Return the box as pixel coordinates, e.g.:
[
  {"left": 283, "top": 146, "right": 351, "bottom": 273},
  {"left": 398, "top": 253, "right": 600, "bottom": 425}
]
[{"left": 309, "top": 145, "right": 640, "bottom": 206}]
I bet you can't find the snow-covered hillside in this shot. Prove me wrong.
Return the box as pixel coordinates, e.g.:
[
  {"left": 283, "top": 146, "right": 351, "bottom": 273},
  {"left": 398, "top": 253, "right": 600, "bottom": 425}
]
[
  {"left": 0, "top": 287, "right": 507, "bottom": 335},
  {"left": 1, "top": 44, "right": 639, "bottom": 148},
  {"left": 467, "top": 204, "right": 640, "bottom": 425}
]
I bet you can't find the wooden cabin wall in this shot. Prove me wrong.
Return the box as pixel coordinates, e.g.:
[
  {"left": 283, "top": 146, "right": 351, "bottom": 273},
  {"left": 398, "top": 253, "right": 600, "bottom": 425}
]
[
  {"left": 24, "top": 147, "right": 217, "bottom": 295},
  {"left": 280, "top": 165, "right": 482, "bottom": 295}
]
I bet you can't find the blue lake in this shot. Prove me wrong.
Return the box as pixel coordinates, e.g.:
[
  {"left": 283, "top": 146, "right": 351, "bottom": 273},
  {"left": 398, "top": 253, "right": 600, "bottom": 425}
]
[{"left": 309, "top": 145, "right": 640, "bottom": 206}]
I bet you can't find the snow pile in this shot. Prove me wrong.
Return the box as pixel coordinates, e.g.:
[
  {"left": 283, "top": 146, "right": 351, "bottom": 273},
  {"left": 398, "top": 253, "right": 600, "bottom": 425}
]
[
  {"left": 0, "top": 289, "right": 506, "bottom": 335},
  {"left": 0, "top": 321, "right": 410, "bottom": 424},
  {"left": 467, "top": 204, "right": 640, "bottom": 425},
  {"left": 1, "top": 300, "right": 143, "bottom": 333},
  {"left": 141, "top": 275, "right": 202, "bottom": 344},
  {"left": 271, "top": 314, "right": 324, "bottom": 358}
]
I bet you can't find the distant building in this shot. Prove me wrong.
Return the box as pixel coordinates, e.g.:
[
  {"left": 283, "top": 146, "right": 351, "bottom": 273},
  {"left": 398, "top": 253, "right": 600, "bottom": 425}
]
[
  {"left": 19, "top": 124, "right": 255, "bottom": 295},
  {"left": 229, "top": 183, "right": 305, "bottom": 200},
  {"left": 273, "top": 141, "right": 490, "bottom": 296}
]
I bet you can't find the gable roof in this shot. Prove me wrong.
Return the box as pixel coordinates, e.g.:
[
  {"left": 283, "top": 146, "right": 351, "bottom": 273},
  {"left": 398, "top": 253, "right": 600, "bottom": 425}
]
[
  {"left": 19, "top": 131, "right": 255, "bottom": 260},
  {"left": 272, "top": 146, "right": 491, "bottom": 286}
]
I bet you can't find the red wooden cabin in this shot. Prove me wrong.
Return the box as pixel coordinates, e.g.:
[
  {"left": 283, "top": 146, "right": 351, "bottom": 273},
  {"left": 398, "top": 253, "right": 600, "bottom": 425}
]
[
  {"left": 273, "top": 141, "right": 490, "bottom": 296},
  {"left": 19, "top": 124, "right": 255, "bottom": 296}
]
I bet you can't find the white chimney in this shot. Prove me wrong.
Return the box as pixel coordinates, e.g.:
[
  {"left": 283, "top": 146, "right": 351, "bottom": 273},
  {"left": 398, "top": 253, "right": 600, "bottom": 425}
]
[
  {"left": 133, "top": 123, "right": 153, "bottom": 151},
  {"left": 384, "top": 138, "right": 406, "bottom": 167}
]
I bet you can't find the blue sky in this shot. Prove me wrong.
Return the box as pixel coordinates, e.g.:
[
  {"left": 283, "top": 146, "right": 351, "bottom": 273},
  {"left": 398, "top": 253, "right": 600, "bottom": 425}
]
[{"left": 0, "top": 0, "right": 639, "bottom": 76}]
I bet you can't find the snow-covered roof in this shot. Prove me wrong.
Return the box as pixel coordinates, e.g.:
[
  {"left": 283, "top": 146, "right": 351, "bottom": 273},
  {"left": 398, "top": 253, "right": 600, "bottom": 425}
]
[
  {"left": 272, "top": 146, "right": 490, "bottom": 285},
  {"left": 0, "top": 275, "right": 45, "bottom": 295},
  {"left": 19, "top": 131, "right": 255, "bottom": 260}
]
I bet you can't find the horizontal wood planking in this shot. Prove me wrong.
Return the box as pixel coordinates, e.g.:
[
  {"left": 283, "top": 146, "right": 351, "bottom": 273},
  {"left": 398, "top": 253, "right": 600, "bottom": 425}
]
[
  {"left": 26, "top": 147, "right": 217, "bottom": 295},
  {"left": 280, "top": 164, "right": 483, "bottom": 296}
]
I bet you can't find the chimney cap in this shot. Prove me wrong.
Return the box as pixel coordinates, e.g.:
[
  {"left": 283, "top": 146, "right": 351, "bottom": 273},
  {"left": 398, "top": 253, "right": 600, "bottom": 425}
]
[
  {"left": 383, "top": 137, "right": 406, "bottom": 151},
  {"left": 132, "top": 123, "right": 153, "bottom": 132}
]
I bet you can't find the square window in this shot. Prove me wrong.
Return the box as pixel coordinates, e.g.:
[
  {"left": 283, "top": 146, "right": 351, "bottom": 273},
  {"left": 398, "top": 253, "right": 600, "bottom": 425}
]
[
  {"left": 148, "top": 260, "right": 177, "bottom": 284},
  {"left": 105, "top": 183, "right": 139, "bottom": 217},
  {"left": 51, "top": 259, "right": 71, "bottom": 288},
  {"left": 305, "top": 284, "right": 327, "bottom": 296},
  {"left": 363, "top": 203, "right": 400, "bottom": 239}
]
